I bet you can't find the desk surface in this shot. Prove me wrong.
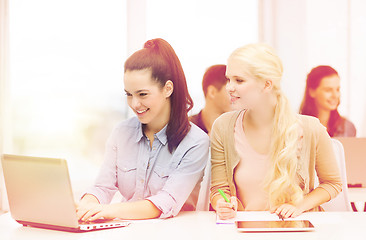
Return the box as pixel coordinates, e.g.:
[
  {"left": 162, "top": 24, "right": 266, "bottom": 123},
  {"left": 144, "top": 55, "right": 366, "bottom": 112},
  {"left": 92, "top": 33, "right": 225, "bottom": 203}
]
[{"left": 1, "top": 211, "right": 366, "bottom": 240}]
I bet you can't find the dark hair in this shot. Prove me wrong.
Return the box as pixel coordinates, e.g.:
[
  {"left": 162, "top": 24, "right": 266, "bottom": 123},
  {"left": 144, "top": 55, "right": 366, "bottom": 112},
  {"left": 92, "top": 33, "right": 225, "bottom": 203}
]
[
  {"left": 124, "top": 38, "right": 193, "bottom": 153},
  {"left": 299, "top": 65, "right": 344, "bottom": 137},
  {"left": 202, "top": 64, "right": 227, "bottom": 97}
]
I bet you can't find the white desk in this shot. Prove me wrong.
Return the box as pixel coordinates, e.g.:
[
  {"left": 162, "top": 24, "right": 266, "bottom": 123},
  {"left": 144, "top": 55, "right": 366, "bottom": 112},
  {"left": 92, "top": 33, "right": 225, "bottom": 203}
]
[{"left": 1, "top": 211, "right": 366, "bottom": 240}]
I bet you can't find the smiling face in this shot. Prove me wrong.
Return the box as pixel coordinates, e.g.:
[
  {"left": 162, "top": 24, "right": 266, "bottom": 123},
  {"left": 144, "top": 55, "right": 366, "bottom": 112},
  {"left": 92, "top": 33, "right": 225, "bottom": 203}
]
[
  {"left": 225, "top": 57, "right": 266, "bottom": 111},
  {"left": 124, "top": 69, "right": 173, "bottom": 129},
  {"left": 310, "top": 74, "right": 340, "bottom": 112}
]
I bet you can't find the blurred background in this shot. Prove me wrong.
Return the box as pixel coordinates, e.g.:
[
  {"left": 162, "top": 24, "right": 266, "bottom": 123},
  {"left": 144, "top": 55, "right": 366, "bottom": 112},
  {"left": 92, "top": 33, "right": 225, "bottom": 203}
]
[{"left": 1, "top": 0, "right": 366, "bottom": 211}]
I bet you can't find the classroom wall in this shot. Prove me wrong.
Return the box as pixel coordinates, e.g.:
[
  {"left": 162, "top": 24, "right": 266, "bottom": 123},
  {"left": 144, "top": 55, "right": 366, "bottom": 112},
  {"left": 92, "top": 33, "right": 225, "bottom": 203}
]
[
  {"left": 0, "top": 0, "right": 10, "bottom": 212},
  {"left": 260, "top": 0, "right": 366, "bottom": 136}
]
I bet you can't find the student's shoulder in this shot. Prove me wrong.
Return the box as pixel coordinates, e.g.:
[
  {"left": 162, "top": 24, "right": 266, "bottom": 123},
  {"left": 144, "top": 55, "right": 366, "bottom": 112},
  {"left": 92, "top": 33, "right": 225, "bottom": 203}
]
[
  {"left": 106, "top": 117, "right": 141, "bottom": 143},
  {"left": 215, "top": 110, "right": 240, "bottom": 123},
  {"left": 297, "top": 114, "right": 322, "bottom": 128},
  {"left": 297, "top": 114, "right": 327, "bottom": 138},
  {"left": 174, "top": 123, "right": 209, "bottom": 152},
  {"left": 212, "top": 110, "right": 241, "bottom": 129},
  {"left": 113, "top": 117, "right": 140, "bottom": 132},
  {"left": 343, "top": 117, "right": 356, "bottom": 130},
  {"left": 187, "top": 123, "right": 209, "bottom": 143}
]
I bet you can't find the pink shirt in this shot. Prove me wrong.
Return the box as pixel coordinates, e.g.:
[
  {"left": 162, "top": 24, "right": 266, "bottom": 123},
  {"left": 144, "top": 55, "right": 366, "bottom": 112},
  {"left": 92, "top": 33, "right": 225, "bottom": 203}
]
[{"left": 234, "top": 110, "right": 270, "bottom": 210}]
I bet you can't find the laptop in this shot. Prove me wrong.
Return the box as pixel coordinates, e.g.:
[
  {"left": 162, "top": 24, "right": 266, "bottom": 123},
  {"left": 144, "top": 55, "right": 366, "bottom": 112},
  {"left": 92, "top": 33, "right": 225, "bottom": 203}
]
[
  {"left": 334, "top": 138, "right": 366, "bottom": 188},
  {"left": 1, "top": 154, "right": 130, "bottom": 232}
]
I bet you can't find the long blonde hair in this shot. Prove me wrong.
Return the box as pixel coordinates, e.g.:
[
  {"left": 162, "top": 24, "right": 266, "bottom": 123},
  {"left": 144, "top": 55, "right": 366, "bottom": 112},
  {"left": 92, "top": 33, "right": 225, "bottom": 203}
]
[{"left": 229, "top": 43, "right": 303, "bottom": 207}]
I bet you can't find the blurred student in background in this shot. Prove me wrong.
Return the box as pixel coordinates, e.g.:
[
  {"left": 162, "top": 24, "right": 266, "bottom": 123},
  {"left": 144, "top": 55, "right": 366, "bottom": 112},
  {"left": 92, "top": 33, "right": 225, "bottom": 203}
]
[
  {"left": 210, "top": 43, "right": 342, "bottom": 220},
  {"left": 189, "top": 64, "right": 231, "bottom": 135},
  {"left": 190, "top": 64, "right": 231, "bottom": 211},
  {"left": 299, "top": 65, "right": 356, "bottom": 137},
  {"left": 76, "top": 38, "right": 209, "bottom": 221}
]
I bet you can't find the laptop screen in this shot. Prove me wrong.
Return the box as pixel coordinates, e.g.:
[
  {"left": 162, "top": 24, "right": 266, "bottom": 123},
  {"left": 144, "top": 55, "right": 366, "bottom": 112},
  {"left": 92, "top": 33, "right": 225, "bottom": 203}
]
[{"left": 1, "top": 154, "right": 80, "bottom": 228}]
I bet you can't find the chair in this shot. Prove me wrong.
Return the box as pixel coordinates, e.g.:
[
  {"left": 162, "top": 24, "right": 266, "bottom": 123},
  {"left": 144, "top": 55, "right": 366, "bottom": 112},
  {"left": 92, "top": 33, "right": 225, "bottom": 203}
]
[
  {"left": 319, "top": 138, "right": 352, "bottom": 211},
  {"left": 196, "top": 155, "right": 211, "bottom": 211}
]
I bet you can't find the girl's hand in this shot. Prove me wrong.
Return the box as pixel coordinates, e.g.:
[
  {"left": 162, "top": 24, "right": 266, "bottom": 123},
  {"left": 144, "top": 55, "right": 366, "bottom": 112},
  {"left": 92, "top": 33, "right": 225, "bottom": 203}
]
[
  {"left": 79, "top": 204, "right": 120, "bottom": 222},
  {"left": 270, "top": 203, "right": 304, "bottom": 219},
  {"left": 76, "top": 194, "right": 100, "bottom": 221},
  {"left": 216, "top": 196, "right": 238, "bottom": 220}
]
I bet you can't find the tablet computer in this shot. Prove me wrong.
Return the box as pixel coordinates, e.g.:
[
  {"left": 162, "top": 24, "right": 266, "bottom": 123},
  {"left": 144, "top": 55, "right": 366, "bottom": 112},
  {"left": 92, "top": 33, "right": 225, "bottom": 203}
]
[{"left": 235, "top": 220, "right": 315, "bottom": 232}]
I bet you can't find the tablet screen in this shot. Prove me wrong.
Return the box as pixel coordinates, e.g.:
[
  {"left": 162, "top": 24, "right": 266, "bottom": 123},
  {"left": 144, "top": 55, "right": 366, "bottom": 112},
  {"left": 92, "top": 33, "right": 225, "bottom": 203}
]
[{"left": 235, "top": 220, "right": 315, "bottom": 232}]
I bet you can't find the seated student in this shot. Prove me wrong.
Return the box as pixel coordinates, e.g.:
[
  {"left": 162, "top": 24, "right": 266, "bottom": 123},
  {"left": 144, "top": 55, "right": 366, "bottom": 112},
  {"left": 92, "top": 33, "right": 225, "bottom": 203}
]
[
  {"left": 210, "top": 43, "right": 342, "bottom": 220},
  {"left": 189, "top": 65, "right": 231, "bottom": 135},
  {"left": 299, "top": 65, "right": 356, "bottom": 137},
  {"left": 76, "top": 38, "right": 209, "bottom": 221}
]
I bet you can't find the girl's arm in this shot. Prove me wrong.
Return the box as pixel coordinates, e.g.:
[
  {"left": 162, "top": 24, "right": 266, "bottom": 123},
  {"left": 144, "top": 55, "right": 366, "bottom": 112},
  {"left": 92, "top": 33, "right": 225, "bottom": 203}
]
[
  {"left": 272, "top": 119, "right": 342, "bottom": 218},
  {"left": 210, "top": 116, "right": 237, "bottom": 219},
  {"left": 79, "top": 199, "right": 161, "bottom": 221}
]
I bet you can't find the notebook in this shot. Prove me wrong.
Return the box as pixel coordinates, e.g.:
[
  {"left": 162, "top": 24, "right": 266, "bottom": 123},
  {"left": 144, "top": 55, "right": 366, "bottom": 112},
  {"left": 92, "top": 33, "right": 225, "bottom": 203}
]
[
  {"left": 235, "top": 220, "right": 315, "bottom": 232},
  {"left": 334, "top": 137, "right": 366, "bottom": 187},
  {"left": 1, "top": 154, "right": 130, "bottom": 232}
]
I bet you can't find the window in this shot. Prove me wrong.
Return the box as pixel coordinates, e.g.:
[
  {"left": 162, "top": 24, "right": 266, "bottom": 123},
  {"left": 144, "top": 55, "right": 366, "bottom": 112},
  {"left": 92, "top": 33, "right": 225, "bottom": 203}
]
[
  {"left": 7, "top": 0, "right": 127, "bottom": 200},
  {"left": 146, "top": 0, "right": 258, "bottom": 113}
]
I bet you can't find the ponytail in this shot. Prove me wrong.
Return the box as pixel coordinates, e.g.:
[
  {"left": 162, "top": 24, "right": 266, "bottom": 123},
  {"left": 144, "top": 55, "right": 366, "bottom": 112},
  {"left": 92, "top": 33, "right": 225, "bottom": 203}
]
[
  {"left": 125, "top": 38, "right": 193, "bottom": 153},
  {"left": 264, "top": 91, "right": 303, "bottom": 207}
]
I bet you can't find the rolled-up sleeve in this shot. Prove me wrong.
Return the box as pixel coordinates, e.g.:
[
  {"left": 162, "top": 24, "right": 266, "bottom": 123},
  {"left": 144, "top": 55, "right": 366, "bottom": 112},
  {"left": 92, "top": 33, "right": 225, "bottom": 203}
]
[
  {"left": 146, "top": 132, "right": 209, "bottom": 219},
  {"left": 314, "top": 120, "right": 342, "bottom": 199}
]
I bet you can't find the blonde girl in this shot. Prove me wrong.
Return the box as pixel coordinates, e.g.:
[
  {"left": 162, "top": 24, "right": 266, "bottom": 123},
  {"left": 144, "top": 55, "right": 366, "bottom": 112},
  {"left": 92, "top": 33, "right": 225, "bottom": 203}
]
[{"left": 210, "top": 43, "right": 342, "bottom": 220}]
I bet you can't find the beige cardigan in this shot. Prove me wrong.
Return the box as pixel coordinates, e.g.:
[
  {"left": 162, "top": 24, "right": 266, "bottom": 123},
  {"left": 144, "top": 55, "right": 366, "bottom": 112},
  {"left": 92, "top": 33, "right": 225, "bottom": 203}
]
[{"left": 210, "top": 110, "right": 342, "bottom": 211}]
